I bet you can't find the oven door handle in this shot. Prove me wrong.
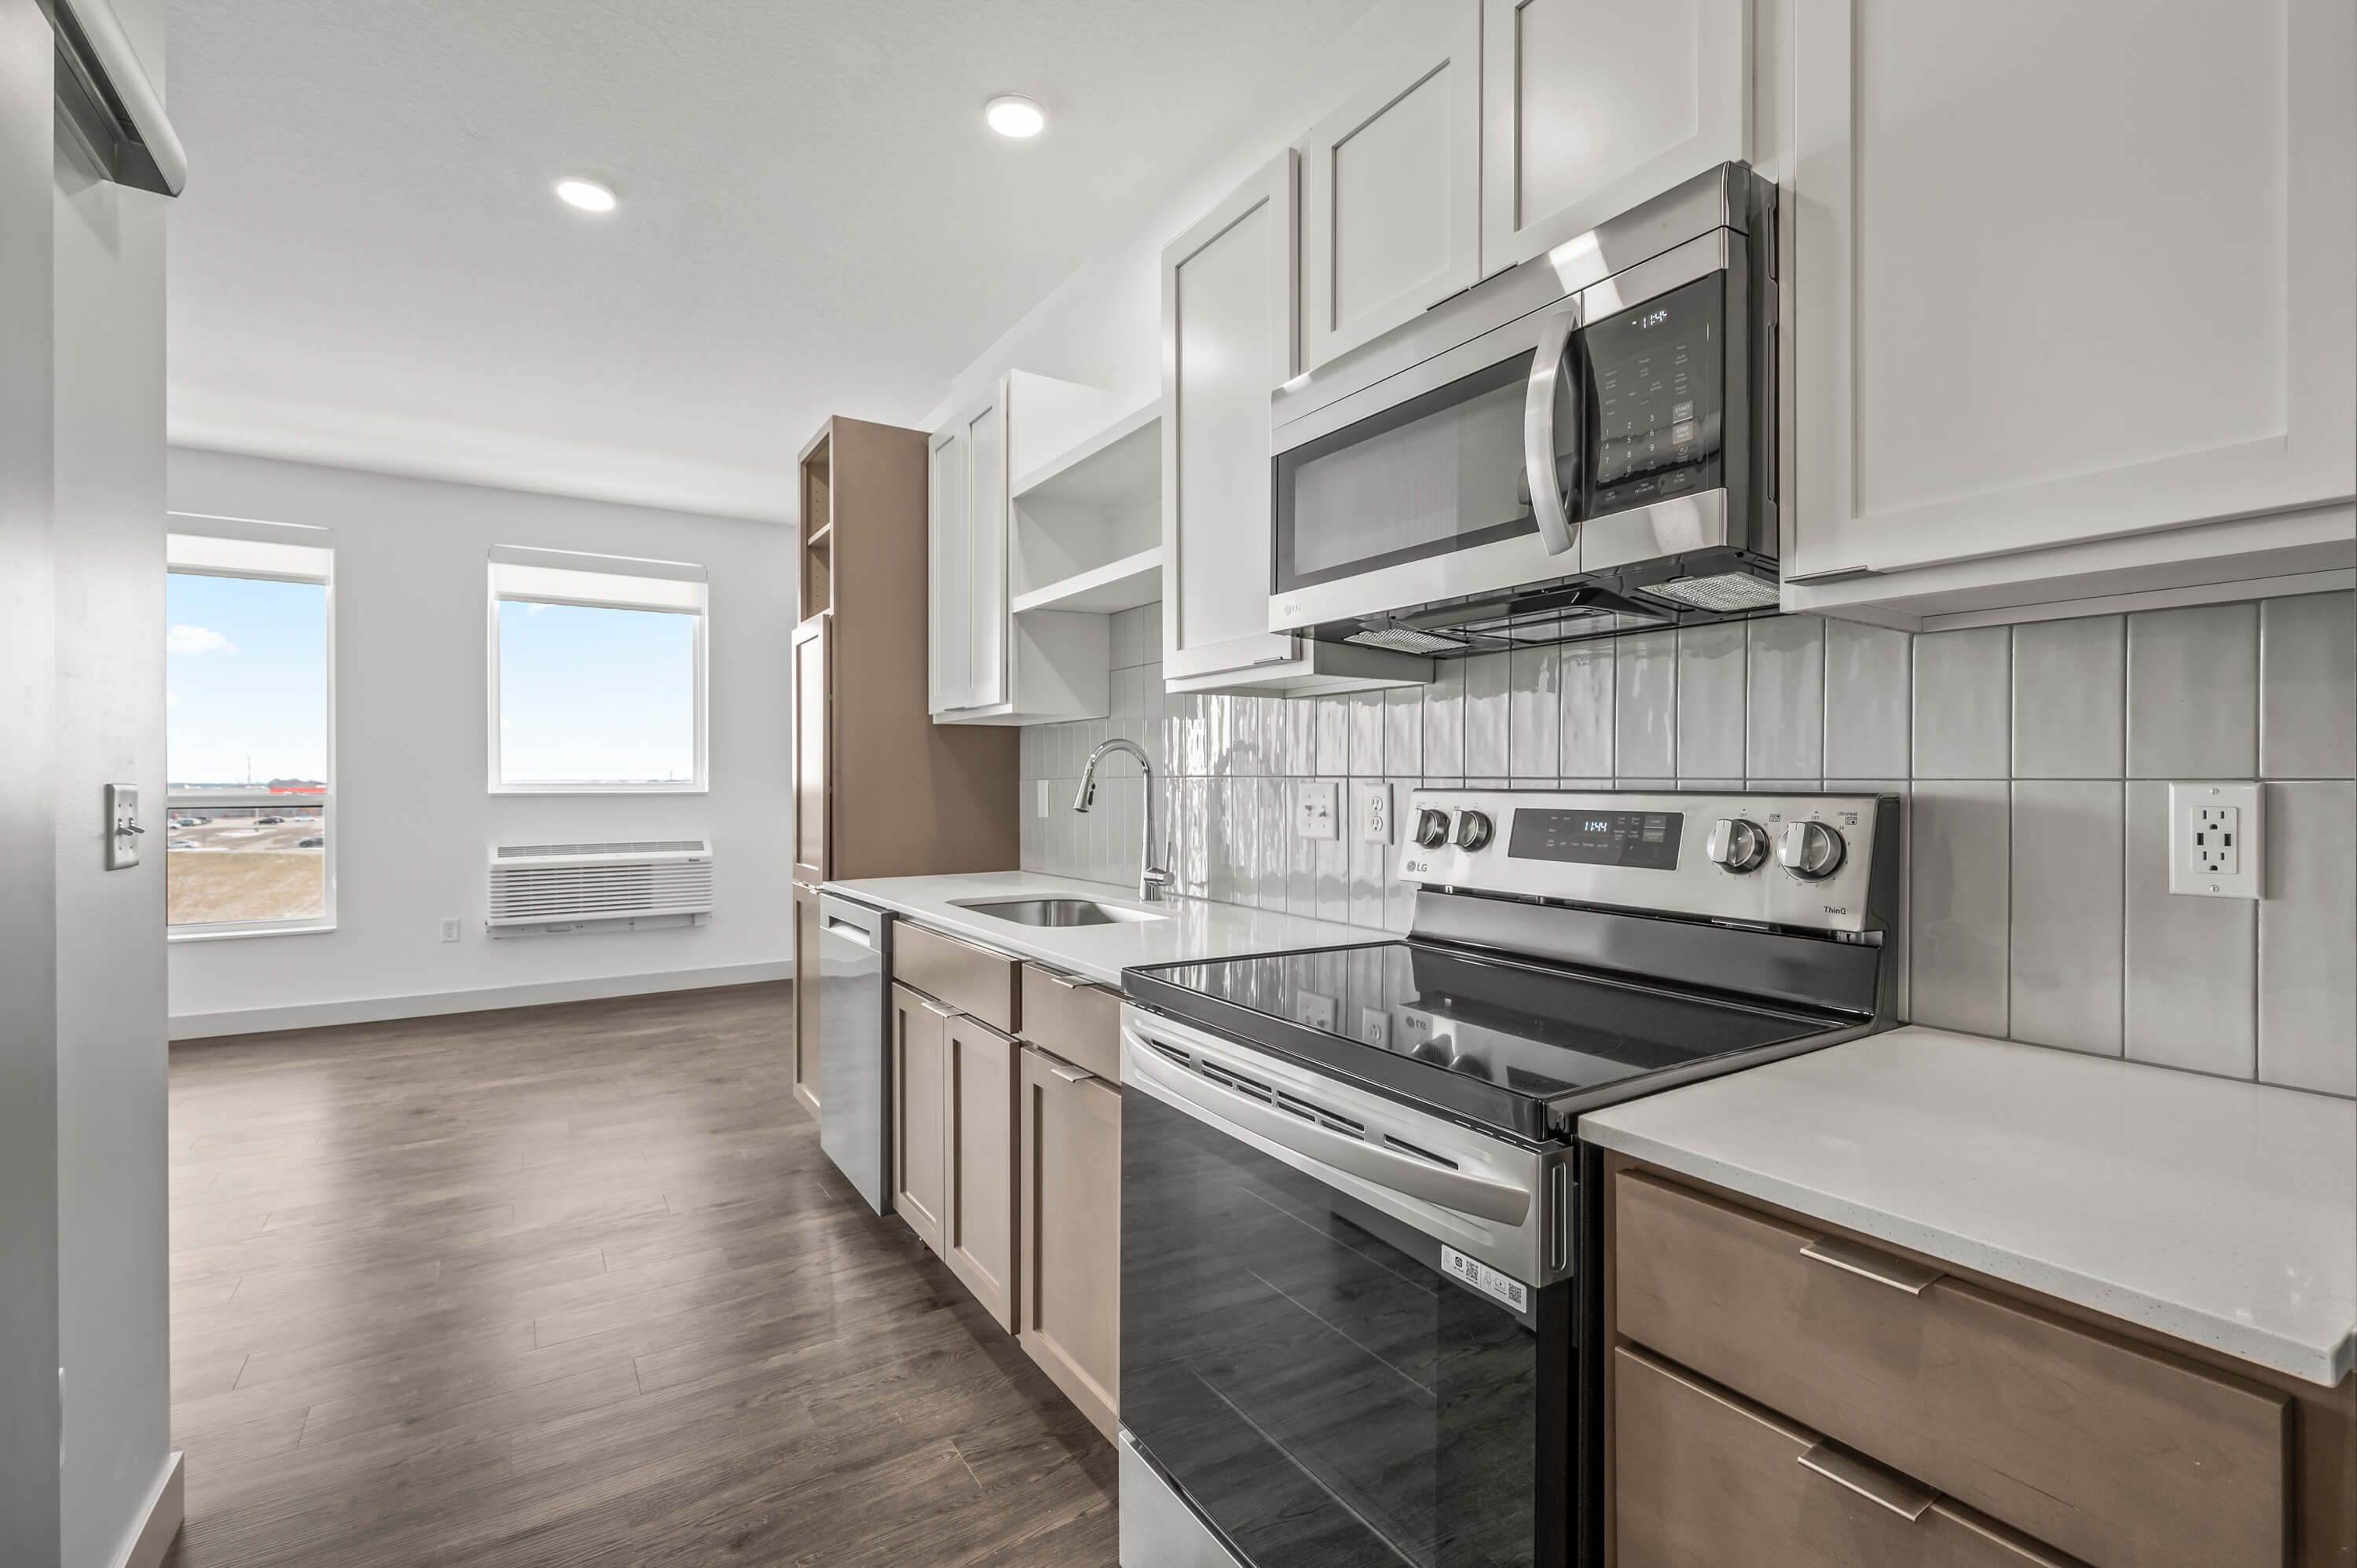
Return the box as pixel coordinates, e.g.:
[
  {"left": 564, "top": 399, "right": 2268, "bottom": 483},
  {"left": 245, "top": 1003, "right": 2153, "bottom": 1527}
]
[
  {"left": 1523, "top": 306, "right": 1581, "bottom": 559},
  {"left": 1126, "top": 1032, "right": 1531, "bottom": 1225}
]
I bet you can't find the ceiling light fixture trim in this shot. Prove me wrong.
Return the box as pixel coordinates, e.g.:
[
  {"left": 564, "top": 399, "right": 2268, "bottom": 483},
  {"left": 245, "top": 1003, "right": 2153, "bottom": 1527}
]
[
  {"left": 984, "top": 95, "right": 1046, "bottom": 138},
  {"left": 554, "top": 177, "right": 618, "bottom": 214}
]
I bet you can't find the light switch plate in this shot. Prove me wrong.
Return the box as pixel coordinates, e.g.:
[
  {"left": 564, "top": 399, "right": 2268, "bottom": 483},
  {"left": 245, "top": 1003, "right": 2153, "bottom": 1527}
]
[
  {"left": 105, "top": 783, "right": 140, "bottom": 870},
  {"left": 1356, "top": 781, "right": 1392, "bottom": 844},
  {"left": 1296, "top": 780, "right": 1340, "bottom": 840},
  {"left": 2168, "top": 781, "right": 2263, "bottom": 899}
]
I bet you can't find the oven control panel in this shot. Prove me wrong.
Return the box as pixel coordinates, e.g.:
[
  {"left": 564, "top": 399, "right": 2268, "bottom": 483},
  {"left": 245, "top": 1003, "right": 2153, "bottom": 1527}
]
[{"left": 1398, "top": 789, "right": 1893, "bottom": 934}]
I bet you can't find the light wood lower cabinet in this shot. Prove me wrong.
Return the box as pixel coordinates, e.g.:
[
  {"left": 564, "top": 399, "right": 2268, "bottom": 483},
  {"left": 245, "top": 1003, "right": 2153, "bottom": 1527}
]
[
  {"left": 944, "top": 1013, "right": 1020, "bottom": 1332},
  {"left": 1018, "top": 1043, "right": 1120, "bottom": 1442},
  {"left": 791, "top": 885, "right": 822, "bottom": 1119},
  {"left": 890, "top": 983, "right": 948, "bottom": 1254},
  {"left": 1615, "top": 1346, "right": 2080, "bottom": 1568}
]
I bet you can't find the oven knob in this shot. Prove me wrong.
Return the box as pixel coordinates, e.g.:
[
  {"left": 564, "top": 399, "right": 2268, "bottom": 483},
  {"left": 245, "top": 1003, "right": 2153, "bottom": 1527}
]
[
  {"left": 1414, "top": 808, "right": 1453, "bottom": 849},
  {"left": 1776, "top": 820, "right": 1846, "bottom": 881},
  {"left": 1453, "top": 810, "right": 1494, "bottom": 852},
  {"left": 1705, "top": 818, "right": 1769, "bottom": 873}
]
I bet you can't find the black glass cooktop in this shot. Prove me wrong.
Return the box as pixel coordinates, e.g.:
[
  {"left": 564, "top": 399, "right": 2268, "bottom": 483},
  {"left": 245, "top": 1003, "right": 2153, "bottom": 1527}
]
[{"left": 1124, "top": 940, "right": 1841, "bottom": 1141}]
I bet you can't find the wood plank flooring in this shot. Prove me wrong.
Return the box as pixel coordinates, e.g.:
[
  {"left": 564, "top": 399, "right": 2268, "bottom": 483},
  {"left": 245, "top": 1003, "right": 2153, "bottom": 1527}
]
[{"left": 162, "top": 981, "right": 1116, "bottom": 1567}]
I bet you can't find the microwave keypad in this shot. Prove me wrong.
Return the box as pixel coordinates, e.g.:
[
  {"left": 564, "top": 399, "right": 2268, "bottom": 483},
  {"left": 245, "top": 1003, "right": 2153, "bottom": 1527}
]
[{"left": 1583, "top": 273, "right": 1725, "bottom": 510}]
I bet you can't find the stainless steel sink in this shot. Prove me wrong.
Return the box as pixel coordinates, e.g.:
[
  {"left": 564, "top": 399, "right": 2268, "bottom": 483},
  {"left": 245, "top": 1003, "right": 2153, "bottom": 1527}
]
[{"left": 951, "top": 896, "right": 1164, "bottom": 928}]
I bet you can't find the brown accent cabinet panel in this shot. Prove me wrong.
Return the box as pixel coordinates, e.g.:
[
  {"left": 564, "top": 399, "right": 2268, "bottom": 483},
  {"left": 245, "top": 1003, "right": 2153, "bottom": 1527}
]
[
  {"left": 945, "top": 1013, "right": 1019, "bottom": 1332},
  {"left": 791, "top": 885, "right": 822, "bottom": 1119},
  {"left": 1018, "top": 965, "right": 1122, "bottom": 1083},
  {"left": 1614, "top": 1171, "right": 2291, "bottom": 1568},
  {"left": 1615, "top": 1346, "right": 2083, "bottom": 1568},
  {"left": 1019, "top": 1044, "right": 1120, "bottom": 1442},
  {"left": 894, "top": 922, "right": 1020, "bottom": 1035},
  {"left": 891, "top": 983, "right": 948, "bottom": 1255}
]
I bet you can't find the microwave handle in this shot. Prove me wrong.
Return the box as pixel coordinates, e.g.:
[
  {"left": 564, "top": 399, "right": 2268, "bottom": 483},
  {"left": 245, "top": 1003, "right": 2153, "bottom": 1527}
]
[{"left": 1523, "top": 308, "right": 1580, "bottom": 558}]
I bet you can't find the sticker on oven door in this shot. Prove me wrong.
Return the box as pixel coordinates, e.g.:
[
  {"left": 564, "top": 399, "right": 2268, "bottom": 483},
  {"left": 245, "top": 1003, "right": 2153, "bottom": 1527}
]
[{"left": 1442, "top": 1247, "right": 1529, "bottom": 1312}]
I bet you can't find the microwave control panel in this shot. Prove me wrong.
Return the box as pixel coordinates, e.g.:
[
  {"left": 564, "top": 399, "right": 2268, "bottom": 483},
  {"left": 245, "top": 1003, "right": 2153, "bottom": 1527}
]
[{"left": 1582, "top": 271, "right": 1725, "bottom": 515}]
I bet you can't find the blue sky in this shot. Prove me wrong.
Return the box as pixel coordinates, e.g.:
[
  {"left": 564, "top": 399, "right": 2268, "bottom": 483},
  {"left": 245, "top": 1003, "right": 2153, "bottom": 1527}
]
[
  {"left": 166, "top": 573, "right": 328, "bottom": 786},
  {"left": 498, "top": 601, "right": 695, "bottom": 783}
]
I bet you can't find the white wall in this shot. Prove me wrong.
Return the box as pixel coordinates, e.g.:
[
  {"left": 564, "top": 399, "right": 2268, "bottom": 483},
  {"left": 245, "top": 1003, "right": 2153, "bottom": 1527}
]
[{"left": 167, "top": 450, "right": 797, "bottom": 1036}]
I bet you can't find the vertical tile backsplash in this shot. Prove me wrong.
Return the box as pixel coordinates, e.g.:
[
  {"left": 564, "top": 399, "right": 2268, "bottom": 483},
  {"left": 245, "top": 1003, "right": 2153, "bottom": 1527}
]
[{"left": 1028, "top": 594, "right": 2356, "bottom": 1097}]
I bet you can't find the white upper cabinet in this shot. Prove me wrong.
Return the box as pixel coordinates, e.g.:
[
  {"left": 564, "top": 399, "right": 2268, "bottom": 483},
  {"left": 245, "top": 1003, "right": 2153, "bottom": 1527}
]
[
  {"left": 1161, "top": 154, "right": 1431, "bottom": 693},
  {"left": 931, "top": 373, "right": 1114, "bottom": 724},
  {"left": 1480, "top": 0, "right": 1752, "bottom": 273},
  {"left": 1785, "top": 0, "right": 2355, "bottom": 612},
  {"left": 1297, "top": 2, "right": 1483, "bottom": 372}
]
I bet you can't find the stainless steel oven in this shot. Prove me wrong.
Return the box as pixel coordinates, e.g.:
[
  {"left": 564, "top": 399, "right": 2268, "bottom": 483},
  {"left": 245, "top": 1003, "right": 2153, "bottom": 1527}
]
[
  {"left": 1268, "top": 163, "right": 1779, "bottom": 654},
  {"left": 1116, "top": 788, "right": 1904, "bottom": 1568}
]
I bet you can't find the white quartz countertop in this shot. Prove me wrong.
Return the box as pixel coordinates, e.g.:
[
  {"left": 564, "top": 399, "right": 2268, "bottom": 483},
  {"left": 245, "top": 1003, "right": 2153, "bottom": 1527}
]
[
  {"left": 1581, "top": 1026, "right": 2357, "bottom": 1387},
  {"left": 820, "top": 870, "right": 1393, "bottom": 991}
]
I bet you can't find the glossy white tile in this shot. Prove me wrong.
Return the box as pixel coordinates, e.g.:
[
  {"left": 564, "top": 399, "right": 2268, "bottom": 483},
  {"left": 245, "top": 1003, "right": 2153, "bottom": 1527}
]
[
  {"left": 2008, "top": 781, "right": 2124, "bottom": 1055},
  {"left": 1823, "top": 620, "right": 1912, "bottom": 779},
  {"left": 1912, "top": 627, "right": 2010, "bottom": 779},
  {"left": 1465, "top": 652, "right": 1510, "bottom": 779},
  {"left": 2260, "top": 592, "right": 2356, "bottom": 779},
  {"left": 1509, "top": 644, "right": 1560, "bottom": 781},
  {"left": 2127, "top": 603, "right": 2259, "bottom": 779},
  {"left": 1558, "top": 641, "right": 1614, "bottom": 779},
  {"left": 1744, "top": 615, "right": 1823, "bottom": 781},
  {"left": 2259, "top": 781, "right": 2357, "bottom": 1096},
  {"left": 2012, "top": 615, "right": 2124, "bottom": 779},
  {"left": 1908, "top": 781, "right": 2010, "bottom": 1036},
  {"left": 1676, "top": 621, "right": 1746, "bottom": 779},
  {"left": 1615, "top": 630, "right": 1677, "bottom": 779}
]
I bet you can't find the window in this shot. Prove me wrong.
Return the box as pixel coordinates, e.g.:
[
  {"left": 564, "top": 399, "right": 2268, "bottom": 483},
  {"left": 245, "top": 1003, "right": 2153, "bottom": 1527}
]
[
  {"left": 166, "top": 530, "right": 335, "bottom": 937},
  {"left": 488, "top": 553, "right": 708, "bottom": 792}
]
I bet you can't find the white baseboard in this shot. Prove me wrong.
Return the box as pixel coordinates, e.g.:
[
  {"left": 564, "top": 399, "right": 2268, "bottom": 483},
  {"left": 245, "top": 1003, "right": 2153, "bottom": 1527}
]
[
  {"left": 169, "top": 961, "right": 791, "bottom": 1041},
  {"left": 115, "top": 1450, "right": 182, "bottom": 1568}
]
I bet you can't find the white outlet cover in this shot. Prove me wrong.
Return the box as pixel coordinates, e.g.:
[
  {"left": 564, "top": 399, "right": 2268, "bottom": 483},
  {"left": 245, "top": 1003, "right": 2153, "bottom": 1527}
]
[
  {"left": 1296, "top": 780, "right": 1340, "bottom": 840},
  {"left": 1357, "top": 781, "right": 1393, "bottom": 844},
  {"left": 1296, "top": 991, "right": 1336, "bottom": 1031},
  {"left": 2168, "top": 782, "right": 2263, "bottom": 899},
  {"left": 1358, "top": 1007, "right": 1391, "bottom": 1047}
]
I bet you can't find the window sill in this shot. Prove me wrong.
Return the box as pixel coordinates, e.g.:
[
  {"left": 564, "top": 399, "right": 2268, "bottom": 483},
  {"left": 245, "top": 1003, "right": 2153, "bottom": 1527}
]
[
  {"left": 488, "top": 784, "right": 709, "bottom": 796},
  {"left": 169, "top": 922, "right": 337, "bottom": 943}
]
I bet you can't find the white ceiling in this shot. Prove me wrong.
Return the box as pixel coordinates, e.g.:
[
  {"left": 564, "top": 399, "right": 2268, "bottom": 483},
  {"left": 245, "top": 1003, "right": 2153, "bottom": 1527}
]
[{"left": 163, "top": 0, "right": 1376, "bottom": 521}]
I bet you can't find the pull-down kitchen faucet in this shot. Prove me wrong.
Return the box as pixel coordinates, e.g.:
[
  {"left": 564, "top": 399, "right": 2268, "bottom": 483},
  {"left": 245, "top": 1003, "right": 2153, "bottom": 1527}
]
[{"left": 1073, "top": 738, "right": 1171, "bottom": 903}]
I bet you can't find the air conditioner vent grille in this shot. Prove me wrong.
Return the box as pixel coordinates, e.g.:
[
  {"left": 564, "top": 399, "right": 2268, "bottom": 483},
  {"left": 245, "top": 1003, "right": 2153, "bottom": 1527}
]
[{"left": 487, "top": 840, "right": 714, "bottom": 928}]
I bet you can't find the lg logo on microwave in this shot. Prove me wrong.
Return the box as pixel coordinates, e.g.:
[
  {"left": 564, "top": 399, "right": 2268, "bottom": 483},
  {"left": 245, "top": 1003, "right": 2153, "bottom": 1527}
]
[{"left": 1277, "top": 601, "right": 1302, "bottom": 619}]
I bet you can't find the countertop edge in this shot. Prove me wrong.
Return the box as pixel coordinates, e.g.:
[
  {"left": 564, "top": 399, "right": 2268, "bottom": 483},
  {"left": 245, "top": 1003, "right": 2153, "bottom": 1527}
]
[
  {"left": 819, "top": 881, "right": 1128, "bottom": 985},
  {"left": 1582, "top": 1118, "right": 2356, "bottom": 1388}
]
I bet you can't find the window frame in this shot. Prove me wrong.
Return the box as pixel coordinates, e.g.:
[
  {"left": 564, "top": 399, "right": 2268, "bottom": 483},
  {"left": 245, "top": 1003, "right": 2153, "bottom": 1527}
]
[
  {"left": 486, "top": 558, "right": 710, "bottom": 795},
  {"left": 165, "top": 527, "right": 338, "bottom": 942}
]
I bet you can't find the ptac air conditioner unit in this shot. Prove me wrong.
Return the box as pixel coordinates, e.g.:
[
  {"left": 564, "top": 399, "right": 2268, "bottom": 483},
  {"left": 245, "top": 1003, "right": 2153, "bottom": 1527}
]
[{"left": 486, "top": 841, "right": 713, "bottom": 937}]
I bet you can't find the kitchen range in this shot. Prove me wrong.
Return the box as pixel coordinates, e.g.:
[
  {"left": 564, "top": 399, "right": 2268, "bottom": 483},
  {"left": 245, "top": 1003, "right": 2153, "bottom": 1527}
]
[{"left": 1113, "top": 788, "right": 1900, "bottom": 1568}]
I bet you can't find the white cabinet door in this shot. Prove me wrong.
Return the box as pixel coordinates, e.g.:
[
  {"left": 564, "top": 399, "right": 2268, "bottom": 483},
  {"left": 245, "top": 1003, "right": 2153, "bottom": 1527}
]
[
  {"left": 1480, "top": 0, "right": 1751, "bottom": 272},
  {"left": 1297, "top": 0, "right": 1483, "bottom": 372},
  {"left": 929, "top": 388, "right": 1012, "bottom": 713},
  {"left": 1162, "top": 152, "right": 1303, "bottom": 682},
  {"left": 927, "top": 421, "right": 973, "bottom": 714},
  {"left": 1787, "top": 0, "right": 2355, "bottom": 589}
]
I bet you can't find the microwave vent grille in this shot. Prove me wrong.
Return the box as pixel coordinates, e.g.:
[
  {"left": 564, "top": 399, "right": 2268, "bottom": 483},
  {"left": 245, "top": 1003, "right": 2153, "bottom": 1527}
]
[
  {"left": 1637, "top": 573, "right": 1781, "bottom": 613},
  {"left": 1347, "top": 626, "right": 1471, "bottom": 655}
]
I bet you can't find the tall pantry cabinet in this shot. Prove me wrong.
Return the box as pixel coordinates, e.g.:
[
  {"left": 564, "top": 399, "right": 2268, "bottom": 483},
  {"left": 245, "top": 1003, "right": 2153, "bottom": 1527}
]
[{"left": 790, "top": 417, "right": 1018, "bottom": 1119}]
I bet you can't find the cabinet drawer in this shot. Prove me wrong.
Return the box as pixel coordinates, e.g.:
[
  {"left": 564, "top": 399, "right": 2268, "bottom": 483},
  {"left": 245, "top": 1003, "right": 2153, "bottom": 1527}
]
[
  {"left": 1018, "top": 964, "right": 1120, "bottom": 1083},
  {"left": 894, "top": 921, "right": 1019, "bottom": 1034},
  {"left": 1617, "top": 1346, "right": 2081, "bottom": 1568},
  {"left": 1615, "top": 1171, "right": 2290, "bottom": 1568}
]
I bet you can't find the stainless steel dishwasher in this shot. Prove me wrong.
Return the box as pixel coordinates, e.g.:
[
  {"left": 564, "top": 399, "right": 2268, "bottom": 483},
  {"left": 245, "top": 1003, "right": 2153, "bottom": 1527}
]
[{"left": 816, "top": 892, "right": 893, "bottom": 1215}]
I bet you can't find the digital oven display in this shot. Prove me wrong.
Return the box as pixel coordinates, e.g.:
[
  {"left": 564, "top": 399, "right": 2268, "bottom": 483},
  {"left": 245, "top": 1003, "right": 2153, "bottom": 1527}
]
[{"left": 1507, "top": 808, "right": 1683, "bottom": 870}]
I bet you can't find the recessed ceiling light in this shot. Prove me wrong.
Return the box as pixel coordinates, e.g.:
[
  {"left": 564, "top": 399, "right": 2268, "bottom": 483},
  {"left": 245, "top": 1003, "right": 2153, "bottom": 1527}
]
[
  {"left": 984, "top": 96, "right": 1046, "bottom": 138},
  {"left": 554, "top": 178, "right": 618, "bottom": 214}
]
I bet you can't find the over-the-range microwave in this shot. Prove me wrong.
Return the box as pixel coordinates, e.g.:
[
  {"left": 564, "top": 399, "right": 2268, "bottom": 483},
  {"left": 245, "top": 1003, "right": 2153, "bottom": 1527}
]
[{"left": 1269, "top": 162, "right": 1778, "bottom": 657}]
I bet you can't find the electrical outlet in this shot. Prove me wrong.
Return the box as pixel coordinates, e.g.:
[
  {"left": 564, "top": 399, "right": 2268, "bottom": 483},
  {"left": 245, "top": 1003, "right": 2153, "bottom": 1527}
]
[
  {"left": 1357, "top": 781, "right": 1392, "bottom": 844},
  {"left": 439, "top": 917, "right": 462, "bottom": 943},
  {"left": 1296, "top": 780, "right": 1340, "bottom": 840},
  {"left": 1358, "top": 1007, "right": 1391, "bottom": 1048},
  {"left": 2168, "top": 782, "right": 2263, "bottom": 899},
  {"left": 1295, "top": 991, "right": 1336, "bottom": 1031}
]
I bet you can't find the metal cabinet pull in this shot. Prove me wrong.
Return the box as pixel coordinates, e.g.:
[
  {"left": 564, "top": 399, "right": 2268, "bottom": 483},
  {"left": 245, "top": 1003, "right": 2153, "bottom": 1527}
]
[
  {"left": 916, "top": 998, "right": 957, "bottom": 1020},
  {"left": 1037, "top": 969, "right": 1085, "bottom": 991},
  {"left": 1799, "top": 1235, "right": 1944, "bottom": 1295},
  {"left": 1797, "top": 1442, "right": 1937, "bottom": 1522},
  {"left": 1046, "top": 1061, "right": 1094, "bottom": 1085}
]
